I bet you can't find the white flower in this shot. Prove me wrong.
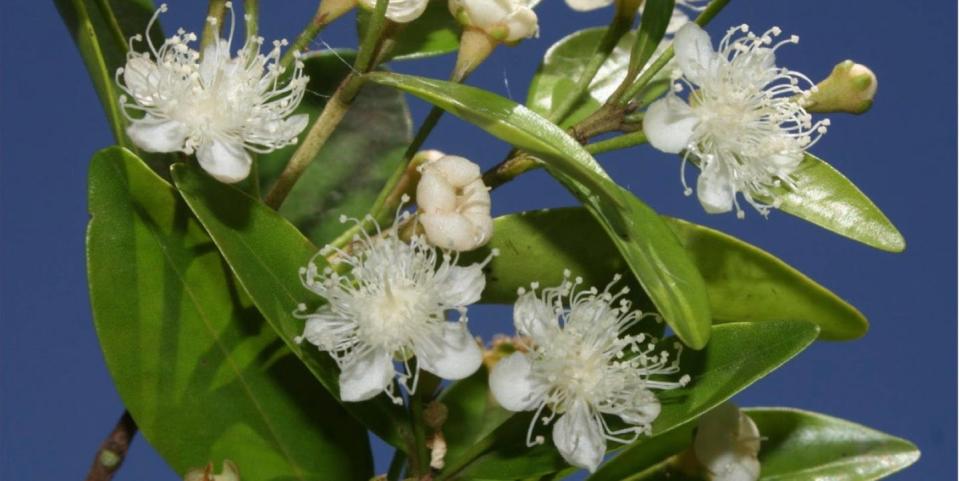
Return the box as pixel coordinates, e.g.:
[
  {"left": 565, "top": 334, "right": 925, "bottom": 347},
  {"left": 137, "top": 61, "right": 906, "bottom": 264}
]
[
  {"left": 417, "top": 154, "right": 493, "bottom": 252},
  {"left": 295, "top": 201, "right": 496, "bottom": 404},
  {"left": 644, "top": 23, "right": 830, "bottom": 218},
  {"left": 449, "top": 0, "right": 539, "bottom": 42},
  {"left": 116, "top": 3, "right": 309, "bottom": 184},
  {"left": 358, "top": 0, "right": 429, "bottom": 23},
  {"left": 693, "top": 402, "right": 761, "bottom": 481},
  {"left": 488, "top": 272, "right": 690, "bottom": 472},
  {"left": 567, "top": 0, "right": 705, "bottom": 34}
]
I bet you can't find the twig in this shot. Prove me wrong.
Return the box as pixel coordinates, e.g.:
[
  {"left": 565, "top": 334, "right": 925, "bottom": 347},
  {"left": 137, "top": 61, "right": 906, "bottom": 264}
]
[{"left": 84, "top": 410, "right": 138, "bottom": 481}]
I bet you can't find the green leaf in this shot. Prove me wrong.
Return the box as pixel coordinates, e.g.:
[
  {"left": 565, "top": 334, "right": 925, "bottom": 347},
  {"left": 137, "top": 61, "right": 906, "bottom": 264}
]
[
  {"left": 54, "top": 0, "right": 163, "bottom": 139},
  {"left": 87, "top": 147, "right": 372, "bottom": 480},
  {"left": 258, "top": 51, "right": 412, "bottom": 245},
  {"left": 768, "top": 153, "right": 905, "bottom": 253},
  {"left": 171, "top": 163, "right": 409, "bottom": 448},
  {"left": 627, "top": 0, "right": 674, "bottom": 79},
  {"left": 589, "top": 408, "right": 920, "bottom": 481},
  {"left": 446, "top": 321, "right": 819, "bottom": 480},
  {"left": 746, "top": 408, "right": 919, "bottom": 481},
  {"left": 357, "top": 2, "right": 460, "bottom": 61},
  {"left": 464, "top": 208, "right": 866, "bottom": 340},
  {"left": 366, "top": 71, "right": 711, "bottom": 349},
  {"left": 527, "top": 28, "right": 636, "bottom": 127},
  {"left": 439, "top": 365, "right": 515, "bottom": 466}
]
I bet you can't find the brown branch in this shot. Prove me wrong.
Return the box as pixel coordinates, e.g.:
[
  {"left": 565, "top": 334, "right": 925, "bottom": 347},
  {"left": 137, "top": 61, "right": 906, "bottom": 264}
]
[{"left": 85, "top": 410, "right": 138, "bottom": 481}]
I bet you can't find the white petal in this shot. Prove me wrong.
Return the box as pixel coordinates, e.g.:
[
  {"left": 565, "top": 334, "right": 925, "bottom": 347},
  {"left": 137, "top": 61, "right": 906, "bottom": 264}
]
[
  {"left": 417, "top": 171, "right": 457, "bottom": 213},
  {"left": 360, "top": 0, "right": 429, "bottom": 23},
  {"left": 503, "top": 7, "right": 539, "bottom": 42},
  {"left": 415, "top": 322, "right": 482, "bottom": 380},
  {"left": 199, "top": 41, "right": 230, "bottom": 87},
  {"left": 552, "top": 401, "right": 606, "bottom": 473},
  {"left": 697, "top": 161, "right": 735, "bottom": 214},
  {"left": 297, "top": 308, "right": 353, "bottom": 351},
  {"left": 460, "top": 0, "right": 512, "bottom": 30},
  {"left": 429, "top": 155, "right": 482, "bottom": 187},
  {"left": 694, "top": 402, "right": 761, "bottom": 480},
  {"left": 338, "top": 348, "right": 394, "bottom": 402},
  {"left": 123, "top": 55, "right": 159, "bottom": 105},
  {"left": 196, "top": 139, "right": 252, "bottom": 184},
  {"left": 488, "top": 352, "right": 545, "bottom": 411},
  {"left": 435, "top": 263, "right": 486, "bottom": 306},
  {"left": 674, "top": 22, "right": 716, "bottom": 84},
  {"left": 420, "top": 212, "right": 486, "bottom": 251},
  {"left": 712, "top": 455, "right": 760, "bottom": 481},
  {"left": 617, "top": 388, "right": 661, "bottom": 427},
  {"left": 126, "top": 116, "right": 189, "bottom": 153},
  {"left": 565, "top": 0, "right": 614, "bottom": 11},
  {"left": 643, "top": 96, "right": 698, "bottom": 154},
  {"left": 514, "top": 291, "right": 558, "bottom": 343}
]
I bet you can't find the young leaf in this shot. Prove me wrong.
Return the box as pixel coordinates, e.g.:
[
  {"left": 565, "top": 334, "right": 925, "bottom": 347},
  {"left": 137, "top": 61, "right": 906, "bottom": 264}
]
[
  {"left": 627, "top": 0, "right": 674, "bottom": 80},
  {"left": 87, "top": 147, "right": 373, "bottom": 480},
  {"left": 258, "top": 51, "right": 413, "bottom": 245},
  {"left": 366, "top": 71, "right": 712, "bottom": 350},
  {"left": 171, "top": 163, "right": 409, "bottom": 449},
  {"left": 769, "top": 153, "right": 905, "bottom": 253},
  {"left": 443, "top": 321, "right": 819, "bottom": 480},
  {"left": 588, "top": 408, "right": 920, "bottom": 481},
  {"left": 463, "top": 208, "right": 866, "bottom": 340}
]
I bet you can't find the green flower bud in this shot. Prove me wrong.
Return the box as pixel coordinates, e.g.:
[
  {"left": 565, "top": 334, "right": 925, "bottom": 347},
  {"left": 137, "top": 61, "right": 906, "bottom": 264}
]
[{"left": 804, "top": 60, "right": 878, "bottom": 114}]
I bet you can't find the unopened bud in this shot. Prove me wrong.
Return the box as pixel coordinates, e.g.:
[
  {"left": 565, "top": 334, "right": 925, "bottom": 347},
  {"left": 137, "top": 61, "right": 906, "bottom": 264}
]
[
  {"left": 448, "top": 0, "right": 539, "bottom": 80},
  {"left": 804, "top": 60, "right": 877, "bottom": 114}
]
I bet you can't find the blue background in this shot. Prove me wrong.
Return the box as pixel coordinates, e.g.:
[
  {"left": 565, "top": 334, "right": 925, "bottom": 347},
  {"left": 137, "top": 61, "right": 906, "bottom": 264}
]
[{"left": 1, "top": 1, "right": 956, "bottom": 479}]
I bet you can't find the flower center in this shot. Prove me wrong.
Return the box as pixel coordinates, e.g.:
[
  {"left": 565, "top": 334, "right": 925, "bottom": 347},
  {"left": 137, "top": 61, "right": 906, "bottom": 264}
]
[{"left": 361, "top": 278, "right": 425, "bottom": 350}]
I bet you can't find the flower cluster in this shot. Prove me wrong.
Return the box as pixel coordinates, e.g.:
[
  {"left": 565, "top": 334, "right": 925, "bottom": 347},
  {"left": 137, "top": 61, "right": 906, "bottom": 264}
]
[
  {"left": 295, "top": 200, "right": 495, "bottom": 403},
  {"left": 117, "top": 3, "right": 309, "bottom": 183},
  {"left": 449, "top": 0, "right": 539, "bottom": 43},
  {"left": 489, "top": 272, "right": 690, "bottom": 472},
  {"left": 644, "top": 23, "right": 830, "bottom": 217}
]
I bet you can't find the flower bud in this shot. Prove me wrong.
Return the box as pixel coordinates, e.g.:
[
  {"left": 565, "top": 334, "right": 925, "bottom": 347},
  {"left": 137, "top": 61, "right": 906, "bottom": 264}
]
[
  {"left": 449, "top": 0, "right": 539, "bottom": 43},
  {"left": 416, "top": 155, "right": 493, "bottom": 251},
  {"left": 184, "top": 460, "right": 241, "bottom": 481},
  {"left": 357, "top": 0, "right": 428, "bottom": 23},
  {"left": 693, "top": 402, "right": 761, "bottom": 481},
  {"left": 804, "top": 60, "right": 877, "bottom": 114}
]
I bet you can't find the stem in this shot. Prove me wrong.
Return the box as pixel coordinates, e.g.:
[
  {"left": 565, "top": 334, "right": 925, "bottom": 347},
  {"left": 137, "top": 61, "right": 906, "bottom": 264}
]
[
  {"left": 265, "top": 0, "right": 391, "bottom": 208},
  {"left": 93, "top": 0, "right": 128, "bottom": 52},
  {"left": 618, "top": 0, "right": 732, "bottom": 104},
  {"left": 386, "top": 449, "right": 408, "bottom": 481},
  {"left": 434, "top": 433, "right": 497, "bottom": 481},
  {"left": 548, "top": 2, "right": 638, "bottom": 124},
  {"left": 409, "top": 393, "right": 430, "bottom": 477},
  {"left": 585, "top": 130, "right": 648, "bottom": 155},
  {"left": 280, "top": 0, "right": 355, "bottom": 71},
  {"left": 201, "top": 0, "right": 227, "bottom": 49},
  {"left": 84, "top": 410, "right": 137, "bottom": 481},
  {"left": 264, "top": 76, "right": 356, "bottom": 208},
  {"left": 244, "top": 0, "right": 259, "bottom": 40}
]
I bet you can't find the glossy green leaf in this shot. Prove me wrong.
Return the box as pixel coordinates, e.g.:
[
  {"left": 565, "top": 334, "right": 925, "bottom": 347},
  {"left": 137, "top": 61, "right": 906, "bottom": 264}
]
[
  {"left": 55, "top": 0, "right": 159, "bottom": 143},
  {"left": 366, "top": 71, "right": 711, "bottom": 349},
  {"left": 627, "top": 0, "right": 674, "bottom": 80},
  {"left": 171, "top": 163, "right": 409, "bottom": 448},
  {"left": 527, "top": 28, "right": 635, "bottom": 127},
  {"left": 357, "top": 2, "right": 460, "bottom": 60},
  {"left": 768, "top": 153, "right": 905, "bottom": 252},
  {"left": 446, "top": 321, "right": 819, "bottom": 480},
  {"left": 87, "top": 147, "right": 372, "bottom": 480},
  {"left": 439, "top": 365, "right": 514, "bottom": 466},
  {"left": 258, "top": 51, "right": 412, "bottom": 245},
  {"left": 589, "top": 408, "right": 919, "bottom": 481},
  {"left": 464, "top": 208, "right": 866, "bottom": 340}
]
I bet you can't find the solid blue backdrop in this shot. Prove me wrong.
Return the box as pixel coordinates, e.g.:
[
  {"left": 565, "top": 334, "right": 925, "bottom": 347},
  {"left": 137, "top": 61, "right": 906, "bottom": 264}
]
[{"left": 1, "top": 1, "right": 955, "bottom": 479}]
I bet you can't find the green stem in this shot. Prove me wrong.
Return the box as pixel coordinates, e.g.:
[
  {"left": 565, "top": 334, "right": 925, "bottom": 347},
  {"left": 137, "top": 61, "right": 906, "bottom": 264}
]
[
  {"left": 618, "top": 0, "right": 731, "bottom": 104},
  {"left": 280, "top": 0, "right": 355, "bottom": 71},
  {"left": 548, "top": 1, "right": 638, "bottom": 124},
  {"left": 201, "top": 0, "right": 227, "bottom": 49},
  {"left": 244, "top": 0, "right": 259, "bottom": 40},
  {"left": 264, "top": 0, "right": 391, "bottom": 209},
  {"left": 434, "top": 433, "right": 497, "bottom": 481},
  {"left": 409, "top": 392, "right": 430, "bottom": 477},
  {"left": 386, "top": 449, "right": 408, "bottom": 481},
  {"left": 92, "top": 0, "right": 128, "bottom": 52},
  {"left": 585, "top": 130, "right": 648, "bottom": 155}
]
